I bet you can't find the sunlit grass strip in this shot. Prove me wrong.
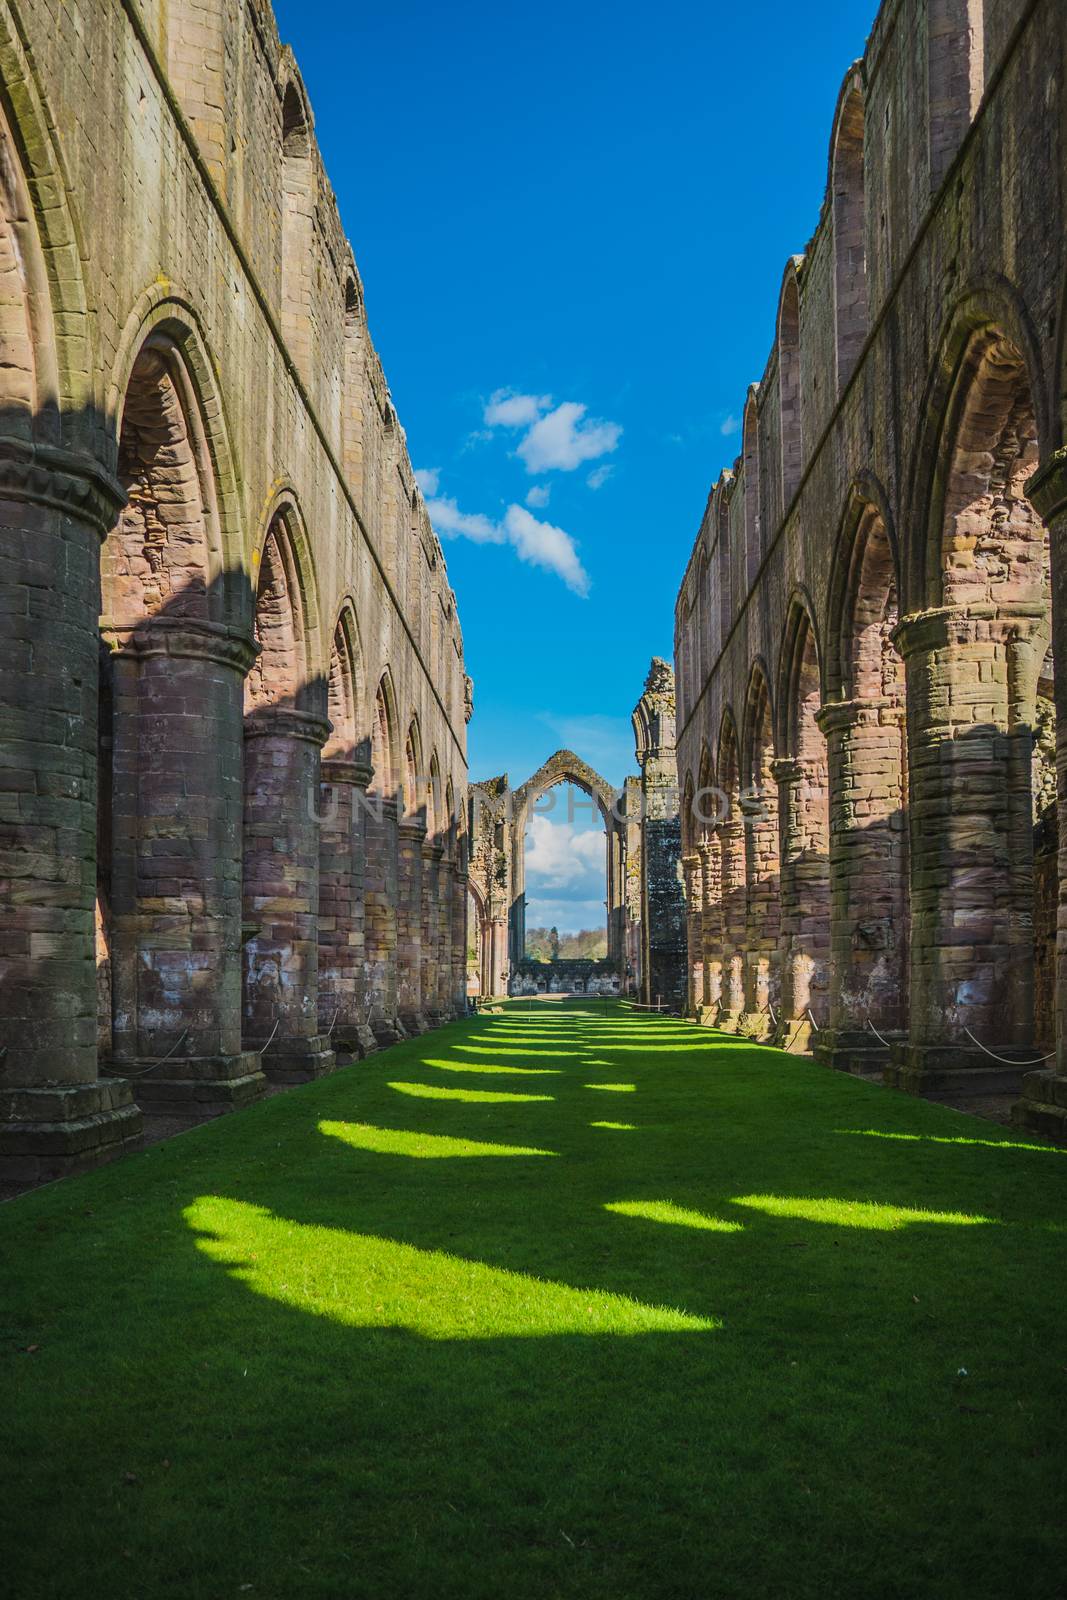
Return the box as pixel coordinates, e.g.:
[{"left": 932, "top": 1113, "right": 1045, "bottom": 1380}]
[
  {"left": 605, "top": 1200, "right": 744, "bottom": 1234},
  {"left": 419, "top": 1058, "right": 563, "bottom": 1077},
  {"left": 319, "top": 1122, "right": 559, "bottom": 1159},
  {"left": 732, "top": 1194, "right": 995, "bottom": 1230},
  {"left": 590, "top": 1121, "right": 637, "bottom": 1130},
  {"left": 185, "top": 1196, "right": 719, "bottom": 1338},
  {"left": 585, "top": 1082, "right": 636, "bottom": 1092},
  {"left": 836, "top": 1127, "right": 1064, "bottom": 1155},
  {"left": 460, "top": 1044, "right": 579, "bottom": 1058},
  {"left": 389, "top": 1081, "right": 555, "bottom": 1104}
]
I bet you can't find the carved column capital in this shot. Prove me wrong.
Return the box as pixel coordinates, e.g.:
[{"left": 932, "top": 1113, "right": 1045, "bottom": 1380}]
[
  {"left": 815, "top": 696, "right": 897, "bottom": 737},
  {"left": 0, "top": 436, "right": 125, "bottom": 537},
  {"left": 244, "top": 708, "right": 331, "bottom": 747},
  {"left": 320, "top": 758, "right": 374, "bottom": 788},
  {"left": 100, "top": 615, "right": 258, "bottom": 675},
  {"left": 770, "top": 756, "right": 803, "bottom": 787}
]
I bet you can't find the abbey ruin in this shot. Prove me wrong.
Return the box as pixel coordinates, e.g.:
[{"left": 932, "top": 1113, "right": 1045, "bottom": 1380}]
[
  {"left": 674, "top": 0, "right": 1067, "bottom": 1136},
  {"left": 2, "top": 0, "right": 1067, "bottom": 1184},
  {"left": 0, "top": 0, "right": 469, "bottom": 1181}
]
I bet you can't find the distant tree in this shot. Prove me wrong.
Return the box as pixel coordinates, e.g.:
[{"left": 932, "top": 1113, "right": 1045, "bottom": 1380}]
[
  {"left": 549, "top": 925, "right": 560, "bottom": 962},
  {"left": 558, "top": 927, "right": 607, "bottom": 960}
]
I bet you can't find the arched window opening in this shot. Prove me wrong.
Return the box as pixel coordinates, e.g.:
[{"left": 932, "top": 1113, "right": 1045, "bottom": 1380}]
[
  {"left": 927, "top": 328, "right": 1051, "bottom": 1052},
  {"left": 832, "top": 82, "right": 867, "bottom": 390},
  {"left": 280, "top": 81, "right": 314, "bottom": 378},
  {"left": 828, "top": 505, "right": 909, "bottom": 1053},
  {"left": 517, "top": 779, "right": 617, "bottom": 996},
  {"left": 778, "top": 271, "right": 803, "bottom": 509},
  {"left": 778, "top": 609, "right": 829, "bottom": 1043},
  {"left": 98, "top": 338, "right": 220, "bottom": 1065},
  {"left": 743, "top": 393, "right": 761, "bottom": 586},
  {"left": 340, "top": 277, "right": 364, "bottom": 495},
  {"left": 928, "top": 0, "right": 985, "bottom": 190},
  {"left": 372, "top": 678, "right": 395, "bottom": 799}
]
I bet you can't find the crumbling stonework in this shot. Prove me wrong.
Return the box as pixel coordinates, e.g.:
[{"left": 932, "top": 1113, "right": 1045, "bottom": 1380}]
[
  {"left": 0, "top": 0, "right": 469, "bottom": 1180},
  {"left": 632, "top": 660, "right": 687, "bottom": 1009},
  {"left": 674, "top": 0, "right": 1067, "bottom": 1135}
]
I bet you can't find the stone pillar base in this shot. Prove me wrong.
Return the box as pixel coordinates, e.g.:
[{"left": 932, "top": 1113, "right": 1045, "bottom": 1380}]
[
  {"left": 0, "top": 1079, "right": 143, "bottom": 1186},
  {"left": 331, "top": 1024, "right": 379, "bottom": 1060},
  {"left": 739, "top": 1011, "right": 773, "bottom": 1042},
  {"left": 122, "top": 1053, "right": 267, "bottom": 1119},
  {"left": 813, "top": 1029, "right": 892, "bottom": 1078},
  {"left": 399, "top": 1010, "right": 429, "bottom": 1036},
  {"left": 885, "top": 1042, "right": 1024, "bottom": 1096},
  {"left": 260, "top": 1037, "right": 336, "bottom": 1085},
  {"left": 696, "top": 1005, "right": 719, "bottom": 1027},
  {"left": 716, "top": 1008, "right": 744, "bottom": 1034},
  {"left": 372, "top": 1016, "right": 406, "bottom": 1047},
  {"left": 774, "top": 1018, "right": 815, "bottom": 1054},
  {"left": 1011, "top": 1071, "right": 1067, "bottom": 1140}
]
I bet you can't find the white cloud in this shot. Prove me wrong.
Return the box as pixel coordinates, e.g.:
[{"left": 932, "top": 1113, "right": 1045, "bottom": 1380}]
[
  {"left": 426, "top": 495, "right": 590, "bottom": 596},
  {"left": 503, "top": 505, "right": 590, "bottom": 596},
  {"left": 525, "top": 812, "right": 605, "bottom": 891},
  {"left": 720, "top": 414, "right": 741, "bottom": 437},
  {"left": 425, "top": 495, "right": 504, "bottom": 546},
  {"left": 525, "top": 484, "right": 551, "bottom": 509},
  {"left": 414, "top": 467, "right": 440, "bottom": 497},
  {"left": 586, "top": 464, "right": 613, "bottom": 490},
  {"left": 517, "top": 401, "right": 622, "bottom": 474},
  {"left": 484, "top": 389, "right": 552, "bottom": 428}
]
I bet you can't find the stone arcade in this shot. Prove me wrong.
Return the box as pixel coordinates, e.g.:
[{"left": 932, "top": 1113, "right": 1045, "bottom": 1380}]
[
  {"left": 673, "top": 0, "right": 1067, "bottom": 1136},
  {"left": 0, "top": 0, "right": 469, "bottom": 1181}
]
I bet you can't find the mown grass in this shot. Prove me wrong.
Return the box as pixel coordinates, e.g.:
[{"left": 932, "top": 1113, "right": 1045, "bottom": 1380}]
[{"left": 2, "top": 1000, "right": 1066, "bottom": 1599}]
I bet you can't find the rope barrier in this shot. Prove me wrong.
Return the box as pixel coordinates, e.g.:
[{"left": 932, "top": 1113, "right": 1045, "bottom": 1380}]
[
  {"left": 111, "top": 1029, "right": 189, "bottom": 1077},
  {"left": 865, "top": 1018, "right": 894, "bottom": 1050},
  {"left": 805, "top": 1008, "right": 820, "bottom": 1032},
  {"left": 963, "top": 1027, "right": 1056, "bottom": 1068}
]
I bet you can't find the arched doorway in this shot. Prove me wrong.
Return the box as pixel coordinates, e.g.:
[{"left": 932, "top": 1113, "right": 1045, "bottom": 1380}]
[{"left": 508, "top": 751, "right": 627, "bottom": 997}]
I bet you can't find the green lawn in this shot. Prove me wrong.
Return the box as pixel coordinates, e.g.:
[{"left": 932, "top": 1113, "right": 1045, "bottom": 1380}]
[{"left": 3, "top": 1000, "right": 1066, "bottom": 1599}]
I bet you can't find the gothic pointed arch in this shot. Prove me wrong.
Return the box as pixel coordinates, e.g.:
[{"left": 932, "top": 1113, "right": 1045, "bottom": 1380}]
[
  {"left": 776, "top": 258, "right": 804, "bottom": 510},
  {"left": 829, "top": 65, "right": 867, "bottom": 389}
]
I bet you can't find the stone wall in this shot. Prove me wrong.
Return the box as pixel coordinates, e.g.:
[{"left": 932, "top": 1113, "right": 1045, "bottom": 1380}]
[
  {"left": 673, "top": 0, "right": 1067, "bottom": 1135},
  {"left": 0, "top": 0, "right": 469, "bottom": 1180}
]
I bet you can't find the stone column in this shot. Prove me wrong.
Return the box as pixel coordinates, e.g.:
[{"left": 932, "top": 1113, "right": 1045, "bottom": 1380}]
[
  {"left": 103, "top": 618, "right": 266, "bottom": 1117},
  {"left": 318, "top": 756, "right": 377, "bottom": 1059},
  {"left": 452, "top": 867, "right": 470, "bottom": 1016},
  {"left": 397, "top": 816, "right": 427, "bottom": 1034},
  {"left": 1015, "top": 451, "right": 1067, "bottom": 1136},
  {"left": 364, "top": 796, "right": 403, "bottom": 1044},
  {"left": 420, "top": 837, "right": 445, "bottom": 1026},
  {"left": 489, "top": 915, "right": 509, "bottom": 997},
  {"left": 697, "top": 838, "right": 723, "bottom": 1023},
  {"left": 435, "top": 854, "right": 456, "bottom": 1020},
  {"left": 242, "top": 707, "right": 335, "bottom": 1082},
  {"left": 682, "top": 852, "right": 704, "bottom": 1016},
  {"left": 0, "top": 446, "right": 142, "bottom": 1182},
  {"left": 814, "top": 697, "right": 908, "bottom": 1075},
  {"left": 889, "top": 606, "right": 1042, "bottom": 1094},
  {"left": 740, "top": 798, "right": 780, "bottom": 1041},
  {"left": 716, "top": 818, "right": 747, "bottom": 1031},
  {"left": 773, "top": 756, "right": 829, "bottom": 1053}
]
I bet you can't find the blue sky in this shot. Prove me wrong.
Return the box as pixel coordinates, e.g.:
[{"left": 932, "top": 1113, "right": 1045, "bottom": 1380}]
[{"left": 273, "top": 0, "right": 880, "bottom": 929}]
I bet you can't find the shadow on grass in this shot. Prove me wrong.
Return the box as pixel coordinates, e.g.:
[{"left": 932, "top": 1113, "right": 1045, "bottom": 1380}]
[{"left": 2, "top": 1000, "right": 1066, "bottom": 1600}]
